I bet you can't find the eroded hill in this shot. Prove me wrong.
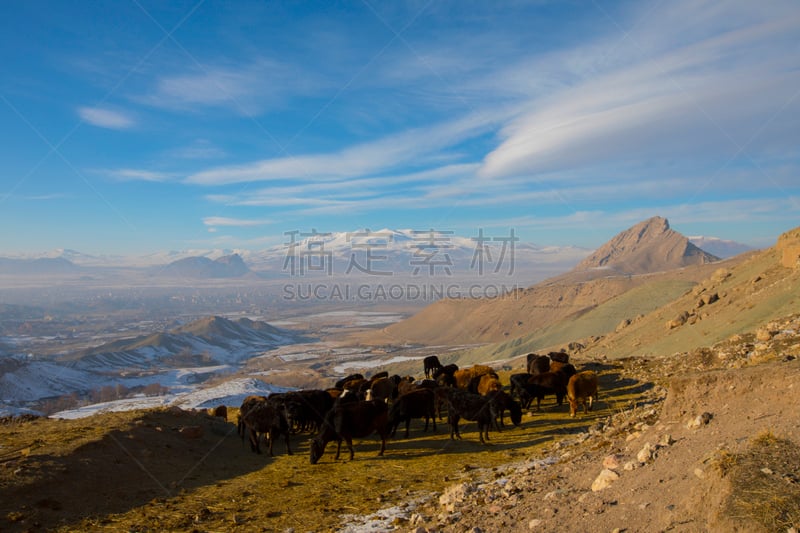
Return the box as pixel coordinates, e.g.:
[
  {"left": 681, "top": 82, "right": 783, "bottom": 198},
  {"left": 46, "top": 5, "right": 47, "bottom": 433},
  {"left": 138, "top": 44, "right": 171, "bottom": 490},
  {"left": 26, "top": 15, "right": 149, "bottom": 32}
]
[{"left": 363, "top": 217, "right": 741, "bottom": 347}]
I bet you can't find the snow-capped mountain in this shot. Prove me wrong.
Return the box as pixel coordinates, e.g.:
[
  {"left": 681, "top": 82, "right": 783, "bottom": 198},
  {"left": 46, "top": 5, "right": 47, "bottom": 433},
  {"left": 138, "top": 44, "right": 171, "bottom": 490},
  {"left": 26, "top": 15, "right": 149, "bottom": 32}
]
[
  {"left": 688, "top": 236, "right": 755, "bottom": 259},
  {"left": 0, "top": 316, "right": 301, "bottom": 414},
  {"left": 242, "top": 228, "right": 591, "bottom": 280}
]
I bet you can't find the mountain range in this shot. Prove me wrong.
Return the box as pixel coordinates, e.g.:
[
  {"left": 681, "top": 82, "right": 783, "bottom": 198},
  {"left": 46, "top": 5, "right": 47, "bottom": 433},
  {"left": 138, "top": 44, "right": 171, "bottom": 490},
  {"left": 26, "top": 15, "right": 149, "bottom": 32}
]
[
  {"left": 0, "top": 227, "right": 752, "bottom": 283},
  {"left": 364, "top": 217, "right": 799, "bottom": 372},
  {"left": 358, "top": 217, "right": 762, "bottom": 347}
]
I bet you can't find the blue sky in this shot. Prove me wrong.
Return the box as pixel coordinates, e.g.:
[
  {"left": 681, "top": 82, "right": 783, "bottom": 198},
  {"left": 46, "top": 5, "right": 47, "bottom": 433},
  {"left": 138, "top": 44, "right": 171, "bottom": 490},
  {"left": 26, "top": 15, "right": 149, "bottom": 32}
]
[{"left": 1, "top": 0, "right": 798, "bottom": 256}]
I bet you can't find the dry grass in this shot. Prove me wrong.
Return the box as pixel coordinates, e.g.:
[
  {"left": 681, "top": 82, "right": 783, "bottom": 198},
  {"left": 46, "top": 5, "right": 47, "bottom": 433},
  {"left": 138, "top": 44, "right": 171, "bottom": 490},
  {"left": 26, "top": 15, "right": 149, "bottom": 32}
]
[
  {"left": 0, "top": 367, "right": 645, "bottom": 532},
  {"left": 717, "top": 430, "right": 800, "bottom": 532}
]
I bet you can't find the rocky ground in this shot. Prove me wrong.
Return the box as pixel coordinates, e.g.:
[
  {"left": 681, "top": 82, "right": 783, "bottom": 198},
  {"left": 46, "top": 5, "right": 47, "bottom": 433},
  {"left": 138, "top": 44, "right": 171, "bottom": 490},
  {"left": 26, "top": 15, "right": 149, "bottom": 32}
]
[{"left": 341, "top": 315, "right": 800, "bottom": 533}]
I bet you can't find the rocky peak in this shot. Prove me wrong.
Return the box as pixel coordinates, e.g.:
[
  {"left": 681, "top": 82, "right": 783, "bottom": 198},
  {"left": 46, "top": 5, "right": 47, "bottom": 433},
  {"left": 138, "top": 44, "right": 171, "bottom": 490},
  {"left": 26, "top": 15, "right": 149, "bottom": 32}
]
[{"left": 575, "top": 216, "right": 719, "bottom": 275}]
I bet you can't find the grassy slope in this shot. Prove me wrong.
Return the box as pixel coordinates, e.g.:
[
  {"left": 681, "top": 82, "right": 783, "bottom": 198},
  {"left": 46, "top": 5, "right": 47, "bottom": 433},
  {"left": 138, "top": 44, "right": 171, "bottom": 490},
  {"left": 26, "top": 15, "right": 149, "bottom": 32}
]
[
  {"left": 581, "top": 248, "right": 800, "bottom": 359},
  {"left": 445, "top": 247, "right": 798, "bottom": 367},
  {"left": 0, "top": 366, "right": 642, "bottom": 532},
  {"left": 457, "top": 278, "right": 697, "bottom": 365}
]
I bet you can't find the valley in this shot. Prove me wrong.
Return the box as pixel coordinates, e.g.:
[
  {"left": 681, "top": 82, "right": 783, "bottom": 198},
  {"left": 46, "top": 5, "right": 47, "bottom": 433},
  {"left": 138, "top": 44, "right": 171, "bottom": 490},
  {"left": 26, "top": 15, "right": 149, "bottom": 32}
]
[{"left": 0, "top": 218, "right": 798, "bottom": 532}]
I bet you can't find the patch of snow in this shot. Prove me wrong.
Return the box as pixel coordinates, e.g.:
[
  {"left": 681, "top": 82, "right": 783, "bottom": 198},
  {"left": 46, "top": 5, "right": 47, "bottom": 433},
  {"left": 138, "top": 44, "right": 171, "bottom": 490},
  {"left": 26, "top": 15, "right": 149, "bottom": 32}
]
[
  {"left": 50, "top": 377, "right": 294, "bottom": 419},
  {"left": 333, "top": 356, "right": 418, "bottom": 373},
  {"left": 338, "top": 497, "right": 427, "bottom": 533}
]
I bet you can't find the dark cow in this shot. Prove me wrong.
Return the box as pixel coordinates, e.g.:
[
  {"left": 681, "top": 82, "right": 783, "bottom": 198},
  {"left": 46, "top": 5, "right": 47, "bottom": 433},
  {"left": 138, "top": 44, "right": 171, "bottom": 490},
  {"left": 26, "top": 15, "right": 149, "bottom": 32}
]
[
  {"left": 388, "top": 388, "right": 437, "bottom": 438},
  {"left": 433, "top": 364, "right": 458, "bottom": 387},
  {"left": 423, "top": 355, "right": 443, "bottom": 378},
  {"left": 237, "top": 394, "right": 268, "bottom": 442},
  {"left": 509, "top": 373, "right": 532, "bottom": 402},
  {"left": 209, "top": 405, "right": 228, "bottom": 421},
  {"left": 549, "top": 361, "right": 577, "bottom": 378},
  {"left": 527, "top": 354, "right": 551, "bottom": 375},
  {"left": 277, "top": 389, "right": 334, "bottom": 433},
  {"left": 525, "top": 370, "right": 571, "bottom": 410},
  {"left": 509, "top": 373, "right": 547, "bottom": 410},
  {"left": 548, "top": 351, "right": 570, "bottom": 364},
  {"left": 309, "top": 400, "right": 389, "bottom": 464},
  {"left": 242, "top": 398, "right": 292, "bottom": 456},
  {"left": 368, "top": 376, "right": 401, "bottom": 403},
  {"left": 334, "top": 373, "right": 364, "bottom": 390},
  {"left": 488, "top": 390, "right": 523, "bottom": 428},
  {"left": 439, "top": 388, "right": 497, "bottom": 444},
  {"left": 368, "top": 371, "right": 389, "bottom": 383}
]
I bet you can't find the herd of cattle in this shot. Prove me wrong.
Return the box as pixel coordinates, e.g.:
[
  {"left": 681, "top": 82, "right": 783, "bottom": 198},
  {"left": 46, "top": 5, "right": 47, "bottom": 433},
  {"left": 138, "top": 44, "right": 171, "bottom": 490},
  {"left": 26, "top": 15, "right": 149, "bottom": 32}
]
[{"left": 235, "top": 352, "right": 599, "bottom": 463}]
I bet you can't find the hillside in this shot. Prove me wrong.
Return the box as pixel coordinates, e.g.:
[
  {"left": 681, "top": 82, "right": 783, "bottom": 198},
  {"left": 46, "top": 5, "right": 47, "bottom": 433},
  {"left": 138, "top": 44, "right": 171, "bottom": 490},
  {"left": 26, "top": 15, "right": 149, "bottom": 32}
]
[
  {"left": 61, "top": 315, "right": 298, "bottom": 370},
  {"left": 576, "top": 227, "right": 800, "bottom": 360},
  {"left": 365, "top": 217, "right": 728, "bottom": 347},
  {"left": 1, "top": 314, "right": 798, "bottom": 532},
  {"left": 450, "top": 226, "right": 798, "bottom": 366},
  {"left": 0, "top": 316, "right": 301, "bottom": 411},
  {"left": 0, "top": 227, "right": 798, "bottom": 532}
]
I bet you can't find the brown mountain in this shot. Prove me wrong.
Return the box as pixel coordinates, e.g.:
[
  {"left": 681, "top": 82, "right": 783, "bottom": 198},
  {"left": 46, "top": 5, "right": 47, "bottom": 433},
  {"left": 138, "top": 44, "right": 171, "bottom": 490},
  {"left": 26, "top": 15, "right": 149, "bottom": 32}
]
[
  {"left": 436, "top": 224, "right": 798, "bottom": 367},
  {"left": 360, "top": 217, "right": 727, "bottom": 347},
  {"left": 574, "top": 216, "right": 719, "bottom": 275}
]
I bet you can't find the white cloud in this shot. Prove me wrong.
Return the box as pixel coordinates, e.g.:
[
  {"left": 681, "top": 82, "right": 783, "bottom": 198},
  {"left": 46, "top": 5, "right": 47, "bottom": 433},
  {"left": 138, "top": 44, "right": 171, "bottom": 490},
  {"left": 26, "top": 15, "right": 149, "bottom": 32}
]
[
  {"left": 141, "top": 59, "right": 325, "bottom": 115},
  {"left": 202, "top": 216, "right": 271, "bottom": 227},
  {"left": 478, "top": 2, "right": 800, "bottom": 180},
  {"left": 107, "top": 168, "right": 174, "bottom": 182},
  {"left": 185, "top": 113, "right": 504, "bottom": 186},
  {"left": 78, "top": 106, "right": 135, "bottom": 129},
  {"left": 166, "top": 140, "right": 227, "bottom": 160}
]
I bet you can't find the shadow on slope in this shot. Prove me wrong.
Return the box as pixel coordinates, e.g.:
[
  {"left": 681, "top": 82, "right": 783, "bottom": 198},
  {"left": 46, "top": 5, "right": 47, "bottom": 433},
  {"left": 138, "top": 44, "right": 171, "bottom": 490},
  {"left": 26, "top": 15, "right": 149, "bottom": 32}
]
[{"left": 0, "top": 408, "right": 270, "bottom": 532}]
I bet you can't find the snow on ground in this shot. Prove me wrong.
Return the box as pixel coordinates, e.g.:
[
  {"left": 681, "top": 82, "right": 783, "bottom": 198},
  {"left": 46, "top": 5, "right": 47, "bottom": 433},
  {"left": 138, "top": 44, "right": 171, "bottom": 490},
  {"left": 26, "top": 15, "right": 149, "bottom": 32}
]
[
  {"left": 51, "top": 377, "right": 294, "bottom": 419},
  {"left": 333, "top": 356, "right": 419, "bottom": 373}
]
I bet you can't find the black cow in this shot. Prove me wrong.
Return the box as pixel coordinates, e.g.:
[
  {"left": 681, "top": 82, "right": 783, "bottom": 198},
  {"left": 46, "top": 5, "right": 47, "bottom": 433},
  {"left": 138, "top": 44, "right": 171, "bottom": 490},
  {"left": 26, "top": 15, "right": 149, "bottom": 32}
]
[
  {"left": 433, "top": 364, "right": 458, "bottom": 387},
  {"left": 242, "top": 398, "right": 292, "bottom": 456},
  {"left": 334, "top": 373, "right": 364, "bottom": 390},
  {"left": 388, "top": 388, "right": 437, "bottom": 438},
  {"left": 277, "top": 389, "right": 334, "bottom": 433},
  {"left": 309, "top": 400, "right": 389, "bottom": 464},
  {"left": 527, "top": 354, "right": 551, "bottom": 374},
  {"left": 423, "top": 355, "right": 444, "bottom": 379},
  {"left": 439, "top": 388, "right": 497, "bottom": 444}
]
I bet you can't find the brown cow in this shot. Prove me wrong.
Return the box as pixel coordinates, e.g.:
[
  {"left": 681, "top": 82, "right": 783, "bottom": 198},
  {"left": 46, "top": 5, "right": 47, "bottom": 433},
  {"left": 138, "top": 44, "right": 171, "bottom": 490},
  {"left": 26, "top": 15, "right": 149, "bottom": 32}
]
[
  {"left": 567, "top": 371, "right": 598, "bottom": 417},
  {"left": 476, "top": 374, "right": 502, "bottom": 395},
  {"left": 454, "top": 365, "right": 497, "bottom": 389},
  {"left": 208, "top": 404, "right": 228, "bottom": 421}
]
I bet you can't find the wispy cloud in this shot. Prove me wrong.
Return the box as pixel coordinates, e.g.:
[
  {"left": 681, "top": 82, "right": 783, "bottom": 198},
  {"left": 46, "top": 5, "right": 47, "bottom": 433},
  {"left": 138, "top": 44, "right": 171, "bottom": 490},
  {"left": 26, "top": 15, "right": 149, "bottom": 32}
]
[
  {"left": 479, "top": 2, "right": 800, "bottom": 180},
  {"left": 6, "top": 193, "right": 72, "bottom": 201},
  {"left": 106, "top": 168, "right": 175, "bottom": 182},
  {"left": 477, "top": 196, "right": 800, "bottom": 247},
  {"left": 141, "top": 59, "right": 325, "bottom": 115},
  {"left": 185, "top": 113, "right": 504, "bottom": 186},
  {"left": 166, "top": 139, "right": 227, "bottom": 160},
  {"left": 77, "top": 106, "right": 135, "bottom": 129},
  {"left": 202, "top": 216, "right": 271, "bottom": 228}
]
